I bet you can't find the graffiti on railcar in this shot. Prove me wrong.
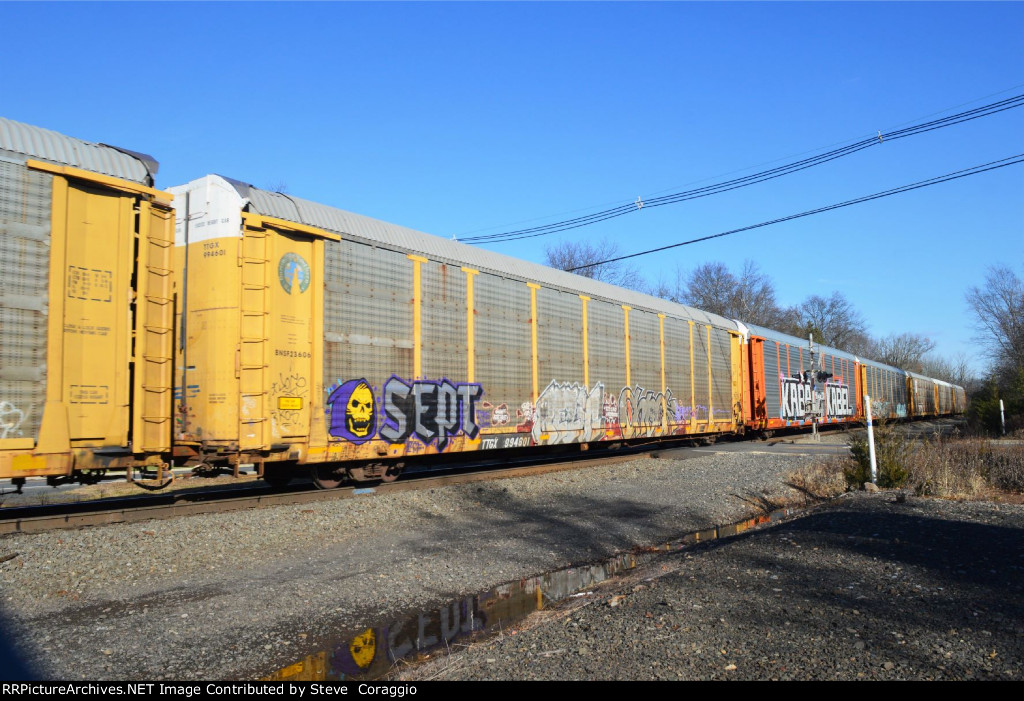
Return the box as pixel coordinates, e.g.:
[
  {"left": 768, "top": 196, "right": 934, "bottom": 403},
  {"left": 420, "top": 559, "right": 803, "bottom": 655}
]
[
  {"left": 870, "top": 398, "right": 908, "bottom": 419},
  {"left": 326, "top": 379, "right": 377, "bottom": 445},
  {"left": 270, "top": 372, "right": 309, "bottom": 434},
  {"left": 781, "top": 374, "right": 856, "bottom": 421},
  {"left": 380, "top": 376, "right": 484, "bottom": 450},
  {"left": 0, "top": 401, "right": 25, "bottom": 439},
  {"left": 327, "top": 376, "right": 484, "bottom": 450},
  {"left": 478, "top": 401, "right": 510, "bottom": 428},
  {"left": 825, "top": 382, "right": 854, "bottom": 417},
  {"left": 618, "top": 385, "right": 682, "bottom": 438},
  {"left": 532, "top": 380, "right": 605, "bottom": 445},
  {"left": 780, "top": 376, "right": 815, "bottom": 420}
]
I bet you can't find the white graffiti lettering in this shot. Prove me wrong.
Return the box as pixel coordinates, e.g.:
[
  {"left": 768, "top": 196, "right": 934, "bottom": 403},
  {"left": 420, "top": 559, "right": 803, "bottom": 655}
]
[
  {"left": 0, "top": 401, "right": 26, "bottom": 439},
  {"left": 532, "top": 381, "right": 605, "bottom": 445},
  {"left": 619, "top": 385, "right": 680, "bottom": 438},
  {"left": 825, "top": 383, "right": 853, "bottom": 417}
]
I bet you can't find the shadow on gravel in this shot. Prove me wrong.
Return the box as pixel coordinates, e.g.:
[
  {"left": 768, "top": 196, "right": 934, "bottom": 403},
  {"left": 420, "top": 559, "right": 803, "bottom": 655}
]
[
  {"left": 397, "top": 488, "right": 687, "bottom": 588},
  {"left": 679, "top": 499, "right": 1023, "bottom": 679}
]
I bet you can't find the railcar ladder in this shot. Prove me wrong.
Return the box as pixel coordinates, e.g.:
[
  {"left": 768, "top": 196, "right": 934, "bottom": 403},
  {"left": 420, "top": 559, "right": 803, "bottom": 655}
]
[
  {"left": 133, "top": 200, "right": 175, "bottom": 453},
  {"left": 238, "top": 222, "right": 270, "bottom": 451}
]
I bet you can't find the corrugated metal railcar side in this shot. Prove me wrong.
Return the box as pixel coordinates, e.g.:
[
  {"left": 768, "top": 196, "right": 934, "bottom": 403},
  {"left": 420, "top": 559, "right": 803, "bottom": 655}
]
[
  {"left": 0, "top": 118, "right": 174, "bottom": 483},
  {"left": 859, "top": 359, "right": 909, "bottom": 420},
  {"left": 170, "top": 175, "right": 744, "bottom": 482},
  {"left": 742, "top": 324, "right": 860, "bottom": 430}
]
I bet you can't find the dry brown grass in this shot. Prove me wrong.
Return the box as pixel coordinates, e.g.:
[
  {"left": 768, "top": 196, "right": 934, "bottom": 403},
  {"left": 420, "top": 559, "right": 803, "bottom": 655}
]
[
  {"left": 813, "top": 427, "right": 1024, "bottom": 500},
  {"left": 786, "top": 456, "right": 851, "bottom": 500}
]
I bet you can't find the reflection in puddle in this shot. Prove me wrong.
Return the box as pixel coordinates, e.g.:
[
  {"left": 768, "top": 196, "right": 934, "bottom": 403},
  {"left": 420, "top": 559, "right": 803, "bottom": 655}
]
[{"left": 264, "top": 506, "right": 798, "bottom": 681}]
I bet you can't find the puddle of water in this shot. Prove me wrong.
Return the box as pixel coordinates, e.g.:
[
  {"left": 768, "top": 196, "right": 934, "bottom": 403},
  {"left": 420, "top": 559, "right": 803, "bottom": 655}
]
[{"left": 262, "top": 505, "right": 801, "bottom": 681}]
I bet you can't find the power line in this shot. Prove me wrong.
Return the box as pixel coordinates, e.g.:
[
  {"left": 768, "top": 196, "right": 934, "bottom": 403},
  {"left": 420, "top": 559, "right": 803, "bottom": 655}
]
[
  {"left": 460, "top": 93, "right": 1024, "bottom": 245},
  {"left": 565, "top": 153, "right": 1024, "bottom": 273}
]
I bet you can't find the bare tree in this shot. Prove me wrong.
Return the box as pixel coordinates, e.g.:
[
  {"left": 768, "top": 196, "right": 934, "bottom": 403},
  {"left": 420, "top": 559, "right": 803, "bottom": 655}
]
[
  {"left": 679, "top": 261, "right": 740, "bottom": 316},
  {"left": 871, "top": 332, "right": 937, "bottom": 372},
  {"left": 545, "top": 238, "right": 646, "bottom": 291},
  {"left": 658, "top": 259, "right": 790, "bottom": 327},
  {"left": 792, "top": 291, "right": 868, "bottom": 350},
  {"left": 966, "top": 264, "right": 1024, "bottom": 377},
  {"left": 920, "top": 352, "right": 975, "bottom": 389}
]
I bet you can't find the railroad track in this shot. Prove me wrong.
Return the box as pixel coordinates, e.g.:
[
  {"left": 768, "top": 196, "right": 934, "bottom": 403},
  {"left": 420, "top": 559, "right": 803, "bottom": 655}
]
[
  {"left": 0, "top": 449, "right": 659, "bottom": 536},
  {"left": 0, "top": 429, "right": 877, "bottom": 536}
]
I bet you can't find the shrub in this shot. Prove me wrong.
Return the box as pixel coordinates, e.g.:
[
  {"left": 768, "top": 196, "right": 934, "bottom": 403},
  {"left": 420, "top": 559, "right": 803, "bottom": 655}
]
[{"left": 847, "top": 421, "right": 911, "bottom": 489}]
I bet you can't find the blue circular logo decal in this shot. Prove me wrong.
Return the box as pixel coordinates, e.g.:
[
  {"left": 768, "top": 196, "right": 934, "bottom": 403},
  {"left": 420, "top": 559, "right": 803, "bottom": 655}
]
[{"left": 278, "top": 253, "right": 311, "bottom": 294}]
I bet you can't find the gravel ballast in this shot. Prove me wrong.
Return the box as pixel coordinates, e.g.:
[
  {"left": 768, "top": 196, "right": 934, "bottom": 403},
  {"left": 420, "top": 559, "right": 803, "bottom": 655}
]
[
  {"left": 0, "top": 447, "right": 819, "bottom": 680},
  {"left": 398, "top": 493, "right": 1024, "bottom": 681},
  {"left": 2, "top": 432, "right": 1018, "bottom": 681}
]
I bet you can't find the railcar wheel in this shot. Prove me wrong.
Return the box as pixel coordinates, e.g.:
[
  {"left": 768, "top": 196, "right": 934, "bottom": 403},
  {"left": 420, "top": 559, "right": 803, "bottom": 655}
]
[
  {"left": 380, "top": 463, "right": 403, "bottom": 483},
  {"left": 311, "top": 466, "right": 345, "bottom": 490}
]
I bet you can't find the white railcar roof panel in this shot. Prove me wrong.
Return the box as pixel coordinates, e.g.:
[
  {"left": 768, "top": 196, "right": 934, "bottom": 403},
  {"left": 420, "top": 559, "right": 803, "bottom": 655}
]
[{"left": 0, "top": 117, "right": 154, "bottom": 185}]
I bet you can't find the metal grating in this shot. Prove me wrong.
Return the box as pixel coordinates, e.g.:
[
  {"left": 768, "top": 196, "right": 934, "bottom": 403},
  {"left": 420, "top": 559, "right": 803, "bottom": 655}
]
[
  {"left": 323, "top": 239, "right": 413, "bottom": 389},
  {"left": 663, "top": 316, "right": 692, "bottom": 423},
  {"left": 0, "top": 160, "right": 51, "bottom": 440},
  {"left": 537, "top": 287, "right": 584, "bottom": 385},
  {"left": 587, "top": 300, "right": 626, "bottom": 394},
  {"left": 710, "top": 327, "right": 733, "bottom": 421},
  {"left": 764, "top": 340, "right": 782, "bottom": 419},
  {"left": 237, "top": 181, "right": 738, "bottom": 332},
  {"left": 421, "top": 261, "right": 467, "bottom": 382},
  {"left": 629, "top": 309, "right": 661, "bottom": 395},
  {"left": 475, "top": 274, "right": 531, "bottom": 411},
  {"left": 692, "top": 326, "right": 710, "bottom": 422}
]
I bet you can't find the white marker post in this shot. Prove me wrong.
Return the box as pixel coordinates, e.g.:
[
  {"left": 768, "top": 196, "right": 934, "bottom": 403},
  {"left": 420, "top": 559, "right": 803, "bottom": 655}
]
[
  {"left": 1001, "top": 399, "right": 1006, "bottom": 436},
  {"left": 865, "top": 395, "right": 878, "bottom": 484}
]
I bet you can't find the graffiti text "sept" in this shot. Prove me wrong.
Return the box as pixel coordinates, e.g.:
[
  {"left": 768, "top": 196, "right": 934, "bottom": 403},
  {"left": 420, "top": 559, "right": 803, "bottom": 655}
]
[{"left": 381, "top": 377, "right": 484, "bottom": 450}]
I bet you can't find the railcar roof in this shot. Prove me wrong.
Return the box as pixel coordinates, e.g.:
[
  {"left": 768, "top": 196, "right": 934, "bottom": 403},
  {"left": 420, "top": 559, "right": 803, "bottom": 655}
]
[
  {"left": 0, "top": 116, "right": 156, "bottom": 185},
  {"left": 222, "top": 177, "right": 737, "bottom": 329},
  {"left": 744, "top": 323, "right": 862, "bottom": 364}
]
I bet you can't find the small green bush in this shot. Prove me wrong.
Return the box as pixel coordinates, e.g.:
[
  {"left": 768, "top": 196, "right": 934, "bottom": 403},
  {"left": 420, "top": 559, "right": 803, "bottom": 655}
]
[{"left": 846, "top": 421, "right": 911, "bottom": 489}]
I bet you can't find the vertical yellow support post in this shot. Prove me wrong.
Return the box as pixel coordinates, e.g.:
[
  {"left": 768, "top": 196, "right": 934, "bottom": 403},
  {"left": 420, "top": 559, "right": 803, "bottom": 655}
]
[
  {"left": 688, "top": 321, "right": 696, "bottom": 432},
  {"left": 706, "top": 325, "right": 713, "bottom": 426},
  {"left": 408, "top": 255, "right": 428, "bottom": 379},
  {"left": 461, "top": 268, "right": 478, "bottom": 382},
  {"left": 622, "top": 306, "right": 632, "bottom": 388},
  {"left": 527, "top": 283, "right": 541, "bottom": 402},
  {"left": 36, "top": 176, "right": 71, "bottom": 455},
  {"left": 658, "top": 314, "right": 666, "bottom": 432},
  {"left": 308, "top": 238, "right": 328, "bottom": 449},
  {"left": 579, "top": 296, "right": 590, "bottom": 386}
]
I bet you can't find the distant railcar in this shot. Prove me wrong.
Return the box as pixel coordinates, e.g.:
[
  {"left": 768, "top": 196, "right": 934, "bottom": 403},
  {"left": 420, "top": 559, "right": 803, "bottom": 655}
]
[{"left": 741, "top": 324, "right": 862, "bottom": 432}]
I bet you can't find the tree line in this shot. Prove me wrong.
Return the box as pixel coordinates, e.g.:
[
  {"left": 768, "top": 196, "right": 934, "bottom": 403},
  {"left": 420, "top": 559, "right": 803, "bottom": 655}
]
[{"left": 544, "top": 239, "right": 1023, "bottom": 404}]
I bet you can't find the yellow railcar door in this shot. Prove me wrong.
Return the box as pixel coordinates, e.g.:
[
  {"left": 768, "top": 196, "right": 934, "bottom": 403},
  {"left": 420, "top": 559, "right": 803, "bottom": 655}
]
[
  {"left": 267, "top": 231, "right": 317, "bottom": 440},
  {"left": 61, "top": 182, "right": 134, "bottom": 446}
]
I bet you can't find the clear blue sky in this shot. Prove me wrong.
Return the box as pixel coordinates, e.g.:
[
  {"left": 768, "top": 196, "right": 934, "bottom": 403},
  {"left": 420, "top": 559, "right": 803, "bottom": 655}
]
[{"left": 3, "top": 1, "right": 1021, "bottom": 372}]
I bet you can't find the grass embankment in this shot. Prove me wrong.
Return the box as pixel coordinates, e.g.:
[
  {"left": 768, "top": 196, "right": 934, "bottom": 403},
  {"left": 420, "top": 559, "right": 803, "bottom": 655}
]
[{"left": 789, "top": 425, "right": 1024, "bottom": 502}]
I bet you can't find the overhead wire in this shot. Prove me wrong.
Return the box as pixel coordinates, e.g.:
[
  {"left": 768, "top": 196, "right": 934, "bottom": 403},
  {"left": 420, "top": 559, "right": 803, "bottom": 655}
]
[
  {"left": 564, "top": 153, "right": 1024, "bottom": 272},
  {"left": 459, "top": 93, "right": 1024, "bottom": 245}
]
